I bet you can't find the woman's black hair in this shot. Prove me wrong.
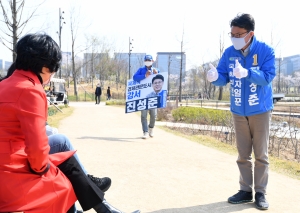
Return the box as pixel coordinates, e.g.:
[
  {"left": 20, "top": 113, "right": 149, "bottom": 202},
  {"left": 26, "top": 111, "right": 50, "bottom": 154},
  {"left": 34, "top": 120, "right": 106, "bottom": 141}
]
[
  {"left": 15, "top": 33, "right": 61, "bottom": 84},
  {"left": 230, "top": 13, "right": 255, "bottom": 32}
]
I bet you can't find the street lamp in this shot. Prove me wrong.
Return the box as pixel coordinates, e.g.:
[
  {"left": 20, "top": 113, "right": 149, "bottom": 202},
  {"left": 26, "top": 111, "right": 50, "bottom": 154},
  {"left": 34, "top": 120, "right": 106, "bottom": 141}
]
[
  {"left": 57, "top": 8, "right": 66, "bottom": 79},
  {"left": 128, "top": 37, "right": 133, "bottom": 79}
]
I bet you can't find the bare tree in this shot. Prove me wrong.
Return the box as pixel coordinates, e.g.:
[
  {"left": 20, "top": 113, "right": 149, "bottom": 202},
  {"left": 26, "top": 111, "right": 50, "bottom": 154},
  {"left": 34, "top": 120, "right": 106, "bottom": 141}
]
[
  {"left": 95, "top": 51, "right": 110, "bottom": 85},
  {"left": 178, "top": 29, "right": 185, "bottom": 102},
  {"left": 93, "top": 37, "right": 113, "bottom": 86},
  {"left": 136, "top": 54, "right": 145, "bottom": 68},
  {"left": 112, "top": 51, "right": 127, "bottom": 90},
  {"left": 69, "top": 5, "right": 81, "bottom": 97},
  {"left": 0, "top": 0, "right": 44, "bottom": 61},
  {"left": 179, "top": 45, "right": 183, "bottom": 101},
  {"left": 269, "top": 24, "right": 282, "bottom": 51},
  {"left": 293, "top": 71, "right": 300, "bottom": 94},
  {"left": 269, "top": 25, "right": 284, "bottom": 93},
  {"left": 282, "top": 75, "right": 293, "bottom": 94},
  {"left": 217, "top": 32, "right": 225, "bottom": 100},
  {"left": 167, "top": 54, "right": 172, "bottom": 96},
  {"left": 60, "top": 54, "right": 71, "bottom": 88},
  {"left": 185, "top": 66, "right": 201, "bottom": 96},
  {"left": 201, "top": 60, "right": 217, "bottom": 100},
  {"left": 201, "top": 62, "right": 211, "bottom": 99},
  {"left": 83, "top": 34, "right": 102, "bottom": 88}
]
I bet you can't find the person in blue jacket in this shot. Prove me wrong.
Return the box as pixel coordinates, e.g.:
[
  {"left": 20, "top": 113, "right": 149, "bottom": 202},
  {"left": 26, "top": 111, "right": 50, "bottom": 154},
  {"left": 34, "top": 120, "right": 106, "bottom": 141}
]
[
  {"left": 133, "top": 54, "right": 159, "bottom": 139},
  {"left": 207, "top": 13, "right": 275, "bottom": 210}
]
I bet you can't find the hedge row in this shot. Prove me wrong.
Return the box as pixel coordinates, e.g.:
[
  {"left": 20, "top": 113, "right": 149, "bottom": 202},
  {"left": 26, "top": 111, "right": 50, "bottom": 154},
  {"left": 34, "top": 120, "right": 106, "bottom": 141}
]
[{"left": 172, "top": 107, "right": 232, "bottom": 126}]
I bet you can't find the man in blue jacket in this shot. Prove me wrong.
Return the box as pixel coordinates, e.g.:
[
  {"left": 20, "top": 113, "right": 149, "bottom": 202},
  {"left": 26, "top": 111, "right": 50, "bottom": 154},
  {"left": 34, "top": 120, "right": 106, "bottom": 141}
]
[
  {"left": 133, "top": 55, "right": 159, "bottom": 139},
  {"left": 207, "top": 13, "right": 275, "bottom": 210}
]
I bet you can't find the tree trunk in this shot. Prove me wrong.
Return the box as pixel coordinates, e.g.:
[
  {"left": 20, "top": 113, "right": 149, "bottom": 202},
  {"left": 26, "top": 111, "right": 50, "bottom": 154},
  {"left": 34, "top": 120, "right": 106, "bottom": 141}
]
[
  {"left": 179, "top": 41, "right": 183, "bottom": 102},
  {"left": 71, "top": 50, "right": 77, "bottom": 97},
  {"left": 218, "top": 86, "right": 223, "bottom": 100},
  {"left": 12, "top": 0, "right": 17, "bottom": 61}
]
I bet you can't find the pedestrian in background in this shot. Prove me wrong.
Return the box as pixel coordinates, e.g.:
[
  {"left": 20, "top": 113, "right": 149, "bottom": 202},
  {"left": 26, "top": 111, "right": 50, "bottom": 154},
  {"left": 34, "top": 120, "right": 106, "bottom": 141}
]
[
  {"left": 107, "top": 86, "right": 111, "bottom": 100},
  {"left": 95, "top": 83, "right": 102, "bottom": 104}
]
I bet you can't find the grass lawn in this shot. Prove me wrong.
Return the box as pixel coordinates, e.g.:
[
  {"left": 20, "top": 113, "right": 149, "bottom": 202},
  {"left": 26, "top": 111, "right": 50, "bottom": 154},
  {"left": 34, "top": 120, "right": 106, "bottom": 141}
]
[{"left": 47, "top": 105, "right": 74, "bottom": 128}]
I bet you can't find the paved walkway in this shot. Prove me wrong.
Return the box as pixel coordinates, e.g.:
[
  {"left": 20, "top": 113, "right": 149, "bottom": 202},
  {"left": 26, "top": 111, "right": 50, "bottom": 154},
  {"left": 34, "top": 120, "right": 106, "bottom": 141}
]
[{"left": 58, "top": 102, "right": 300, "bottom": 213}]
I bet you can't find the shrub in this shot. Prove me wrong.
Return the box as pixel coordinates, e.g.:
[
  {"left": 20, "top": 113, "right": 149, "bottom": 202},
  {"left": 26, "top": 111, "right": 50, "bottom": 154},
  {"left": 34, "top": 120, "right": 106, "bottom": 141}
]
[
  {"left": 172, "top": 106, "right": 232, "bottom": 126},
  {"left": 156, "top": 104, "right": 176, "bottom": 121},
  {"left": 106, "top": 99, "right": 126, "bottom": 105},
  {"left": 48, "top": 105, "right": 69, "bottom": 117},
  {"left": 48, "top": 106, "right": 57, "bottom": 116}
]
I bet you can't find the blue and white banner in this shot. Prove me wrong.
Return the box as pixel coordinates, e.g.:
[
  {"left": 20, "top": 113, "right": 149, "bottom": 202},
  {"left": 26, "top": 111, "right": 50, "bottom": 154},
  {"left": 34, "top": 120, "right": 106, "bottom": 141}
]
[{"left": 125, "top": 72, "right": 168, "bottom": 113}]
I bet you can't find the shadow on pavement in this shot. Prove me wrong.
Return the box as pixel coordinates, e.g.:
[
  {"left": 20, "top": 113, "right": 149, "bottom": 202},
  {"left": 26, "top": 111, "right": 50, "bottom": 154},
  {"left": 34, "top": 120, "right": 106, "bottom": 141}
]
[
  {"left": 77, "top": 136, "right": 142, "bottom": 142},
  {"left": 147, "top": 201, "right": 255, "bottom": 213}
]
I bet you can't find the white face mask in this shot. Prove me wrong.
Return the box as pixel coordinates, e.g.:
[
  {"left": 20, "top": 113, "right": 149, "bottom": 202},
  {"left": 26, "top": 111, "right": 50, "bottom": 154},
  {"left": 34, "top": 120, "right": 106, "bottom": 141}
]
[
  {"left": 230, "top": 32, "right": 252, "bottom": 50},
  {"left": 144, "top": 61, "right": 153, "bottom": 67}
]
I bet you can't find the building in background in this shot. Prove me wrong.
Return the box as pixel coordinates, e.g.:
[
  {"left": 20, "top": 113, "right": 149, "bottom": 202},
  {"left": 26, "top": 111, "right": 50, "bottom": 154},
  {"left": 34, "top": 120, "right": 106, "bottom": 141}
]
[
  {"left": 0, "top": 60, "right": 12, "bottom": 77},
  {"left": 115, "top": 53, "right": 146, "bottom": 79},
  {"left": 276, "top": 54, "right": 300, "bottom": 76},
  {"left": 155, "top": 52, "right": 186, "bottom": 75},
  {"left": 82, "top": 52, "right": 110, "bottom": 80},
  {"left": 60, "top": 52, "right": 83, "bottom": 80},
  {"left": 4, "top": 61, "right": 12, "bottom": 71},
  {"left": 61, "top": 52, "right": 72, "bottom": 78},
  {"left": 154, "top": 52, "right": 186, "bottom": 96}
]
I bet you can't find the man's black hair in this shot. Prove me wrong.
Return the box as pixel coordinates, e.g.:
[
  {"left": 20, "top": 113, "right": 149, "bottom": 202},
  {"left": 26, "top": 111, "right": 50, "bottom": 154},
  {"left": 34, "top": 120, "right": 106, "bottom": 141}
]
[
  {"left": 230, "top": 13, "right": 255, "bottom": 32},
  {"left": 15, "top": 33, "right": 62, "bottom": 84},
  {"left": 152, "top": 74, "right": 164, "bottom": 84}
]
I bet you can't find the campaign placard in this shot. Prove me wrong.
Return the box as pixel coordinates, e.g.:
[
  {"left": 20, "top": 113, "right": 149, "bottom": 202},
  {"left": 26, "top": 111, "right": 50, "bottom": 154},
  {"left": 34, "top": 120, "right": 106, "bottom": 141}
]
[{"left": 125, "top": 72, "right": 168, "bottom": 113}]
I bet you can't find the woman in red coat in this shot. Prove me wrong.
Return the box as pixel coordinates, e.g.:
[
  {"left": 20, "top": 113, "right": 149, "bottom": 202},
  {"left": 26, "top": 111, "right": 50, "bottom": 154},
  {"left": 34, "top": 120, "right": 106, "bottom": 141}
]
[{"left": 0, "top": 33, "right": 108, "bottom": 213}]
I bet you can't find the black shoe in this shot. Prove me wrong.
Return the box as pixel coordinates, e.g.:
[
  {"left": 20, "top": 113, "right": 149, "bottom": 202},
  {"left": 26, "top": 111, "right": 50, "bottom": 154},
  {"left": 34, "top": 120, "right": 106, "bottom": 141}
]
[
  {"left": 255, "top": 192, "right": 269, "bottom": 210},
  {"left": 228, "top": 190, "right": 253, "bottom": 204},
  {"left": 88, "top": 174, "right": 111, "bottom": 192}
]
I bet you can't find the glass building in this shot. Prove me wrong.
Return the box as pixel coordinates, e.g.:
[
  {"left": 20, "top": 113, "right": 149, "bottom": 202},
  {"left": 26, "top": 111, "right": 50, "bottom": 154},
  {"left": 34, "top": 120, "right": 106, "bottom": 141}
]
[{"left": 154, "top": 52, "right": 186, "bottom": 75}]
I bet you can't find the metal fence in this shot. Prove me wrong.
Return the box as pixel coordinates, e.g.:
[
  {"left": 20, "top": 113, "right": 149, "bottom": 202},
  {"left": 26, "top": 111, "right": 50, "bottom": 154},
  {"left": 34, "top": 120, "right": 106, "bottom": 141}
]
[{"left": 161, "top": 103, "right": 300, "bottom": 162}]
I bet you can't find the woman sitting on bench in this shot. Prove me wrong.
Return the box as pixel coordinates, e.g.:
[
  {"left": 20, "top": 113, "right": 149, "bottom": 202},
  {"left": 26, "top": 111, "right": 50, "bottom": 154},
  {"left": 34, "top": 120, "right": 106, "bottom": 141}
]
[{"left": 0, "top": 33, "right": 139, "bottom": 213}]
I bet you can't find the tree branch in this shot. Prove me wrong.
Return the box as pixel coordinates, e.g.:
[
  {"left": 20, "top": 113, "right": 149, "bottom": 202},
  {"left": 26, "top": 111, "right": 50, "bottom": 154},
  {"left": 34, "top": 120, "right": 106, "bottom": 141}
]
[
  {"left": 0, "top": 38, "right": 13, "bottom": 52},
  {"left": 0, "top": 0, "right": 12, "bottom": 26},
  {"left": 0, "top": 28, "right": 13, "bottom": 38}
]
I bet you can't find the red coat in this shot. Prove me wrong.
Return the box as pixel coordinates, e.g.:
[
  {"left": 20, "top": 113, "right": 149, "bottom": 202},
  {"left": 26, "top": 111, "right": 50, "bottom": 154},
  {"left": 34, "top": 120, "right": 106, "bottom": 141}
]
[{"left": 0, "top": 70, "right": 77, "bottom": 212}]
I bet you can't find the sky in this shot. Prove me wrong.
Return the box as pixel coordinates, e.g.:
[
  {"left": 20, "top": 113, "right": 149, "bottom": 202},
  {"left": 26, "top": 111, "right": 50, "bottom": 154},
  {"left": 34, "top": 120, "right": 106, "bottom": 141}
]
[{"left": 0, "top": 0, "right": 298, "bottom": 70}]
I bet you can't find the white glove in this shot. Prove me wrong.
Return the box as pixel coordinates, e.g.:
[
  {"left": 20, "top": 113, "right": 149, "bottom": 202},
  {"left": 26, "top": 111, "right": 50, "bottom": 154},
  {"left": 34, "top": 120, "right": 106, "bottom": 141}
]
[
  {"left": 206, "top": 63, "right": 219, "bottom": 82},
  {"left": 233, "top": 59, "right": 248, "bottom": 78}
]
